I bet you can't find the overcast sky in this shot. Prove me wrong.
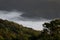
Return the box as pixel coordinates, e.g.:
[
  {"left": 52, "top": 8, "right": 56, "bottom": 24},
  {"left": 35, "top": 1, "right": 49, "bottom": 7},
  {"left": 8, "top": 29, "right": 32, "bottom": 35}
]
[
  {"left": 0, "top": 0, "right": 59, "bottom": 30},
  {"left": 0, "top": 0, "right": 59, "bottom": 19}
]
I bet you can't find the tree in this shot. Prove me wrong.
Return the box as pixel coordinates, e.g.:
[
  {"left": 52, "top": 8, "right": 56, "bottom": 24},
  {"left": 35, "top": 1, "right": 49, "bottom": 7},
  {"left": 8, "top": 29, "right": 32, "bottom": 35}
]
[{"left": 42, "top": 19, "right": 60, "bottom": 40}]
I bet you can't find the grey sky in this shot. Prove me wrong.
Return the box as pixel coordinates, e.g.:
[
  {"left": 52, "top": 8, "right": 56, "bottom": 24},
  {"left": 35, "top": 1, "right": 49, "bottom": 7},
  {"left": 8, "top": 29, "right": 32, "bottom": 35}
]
[
  {"left": 0, "top": 0, "right": 59, "bottom": 30},
  {"left": 0, "top": 0, "right": 60, "bottom": 19}
]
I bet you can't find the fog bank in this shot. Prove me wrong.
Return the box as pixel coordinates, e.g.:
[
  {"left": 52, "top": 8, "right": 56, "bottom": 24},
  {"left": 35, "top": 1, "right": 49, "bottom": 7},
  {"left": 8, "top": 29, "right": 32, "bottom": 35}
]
[{"left": 0, "top": 10, "right": 50, "bottom": 30}]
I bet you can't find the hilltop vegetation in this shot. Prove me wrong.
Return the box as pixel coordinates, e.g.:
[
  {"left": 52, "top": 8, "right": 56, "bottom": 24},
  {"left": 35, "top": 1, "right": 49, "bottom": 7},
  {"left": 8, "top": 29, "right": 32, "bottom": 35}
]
[
  {"left": 0, "top": 19, "right": 41, "bottom": 40},
  {"left": 0, "top": 19, "right": 60, "bottom": 40}
]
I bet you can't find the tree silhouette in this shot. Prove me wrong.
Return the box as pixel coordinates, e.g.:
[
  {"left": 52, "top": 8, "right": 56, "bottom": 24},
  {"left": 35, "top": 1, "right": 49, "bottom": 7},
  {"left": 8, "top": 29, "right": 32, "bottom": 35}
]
[{"left": 42, "top": 19, "right": 60, "bottom": 40}]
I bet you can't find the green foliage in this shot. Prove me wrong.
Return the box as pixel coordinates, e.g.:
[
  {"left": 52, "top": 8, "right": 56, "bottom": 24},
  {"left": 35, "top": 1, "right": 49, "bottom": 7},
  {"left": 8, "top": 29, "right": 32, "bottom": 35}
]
[
  {"left": 0, "top": 19, "right": 60, "bottom": 40},
  {"left": 0, "top": 19, "right": 40, "bottom": 40},
  {"left": 42, "top": 19, "right": 60, "bottom": 40}
]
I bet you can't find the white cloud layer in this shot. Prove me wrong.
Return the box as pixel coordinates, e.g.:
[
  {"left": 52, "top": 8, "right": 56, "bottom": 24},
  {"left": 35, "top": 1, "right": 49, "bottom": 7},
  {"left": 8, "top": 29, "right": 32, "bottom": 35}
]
[{"left": 0, "top": 10, "right": 50, "bottom": 30}]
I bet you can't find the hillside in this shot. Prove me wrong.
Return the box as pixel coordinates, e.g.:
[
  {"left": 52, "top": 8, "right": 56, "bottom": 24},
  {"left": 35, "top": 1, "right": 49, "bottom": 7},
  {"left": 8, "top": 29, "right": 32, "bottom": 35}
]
[
  {"left": 0, "top": 19, "right": 60, "bottom": 40},
  {"left": 0, "top": 19, "right": 41, "bottom": 40}
]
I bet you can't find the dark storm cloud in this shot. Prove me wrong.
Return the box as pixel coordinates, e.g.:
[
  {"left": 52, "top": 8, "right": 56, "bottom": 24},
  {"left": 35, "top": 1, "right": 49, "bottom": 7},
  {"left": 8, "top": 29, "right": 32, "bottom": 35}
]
[
  {"left": 0, "top": 0, "right": 60, "bottom": 19},
  {"left": 0, "top": 0, "right": 48, "bottom": 10}
]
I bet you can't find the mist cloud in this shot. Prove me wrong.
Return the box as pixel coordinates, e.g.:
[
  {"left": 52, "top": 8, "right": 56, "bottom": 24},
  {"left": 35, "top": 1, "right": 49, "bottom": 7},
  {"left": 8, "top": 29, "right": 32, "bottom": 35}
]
[
  {"left": 0, "top": 0, "right": 59, "bottom": 30},
  {"left": 0, "top": 10, "right": 50, "bottom": 30}
]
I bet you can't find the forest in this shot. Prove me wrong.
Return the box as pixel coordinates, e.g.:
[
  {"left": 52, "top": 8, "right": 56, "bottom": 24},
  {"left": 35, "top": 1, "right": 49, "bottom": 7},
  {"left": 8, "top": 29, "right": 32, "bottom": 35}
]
[{"left": 0, "top": 19, "right": 60, "bottom": 40}]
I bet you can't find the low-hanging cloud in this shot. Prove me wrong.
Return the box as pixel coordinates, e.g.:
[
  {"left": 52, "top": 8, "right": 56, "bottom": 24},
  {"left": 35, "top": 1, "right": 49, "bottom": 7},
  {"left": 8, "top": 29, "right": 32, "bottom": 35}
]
[{"left": 0, "top": 10, "right": 50, "bottom": 30}]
